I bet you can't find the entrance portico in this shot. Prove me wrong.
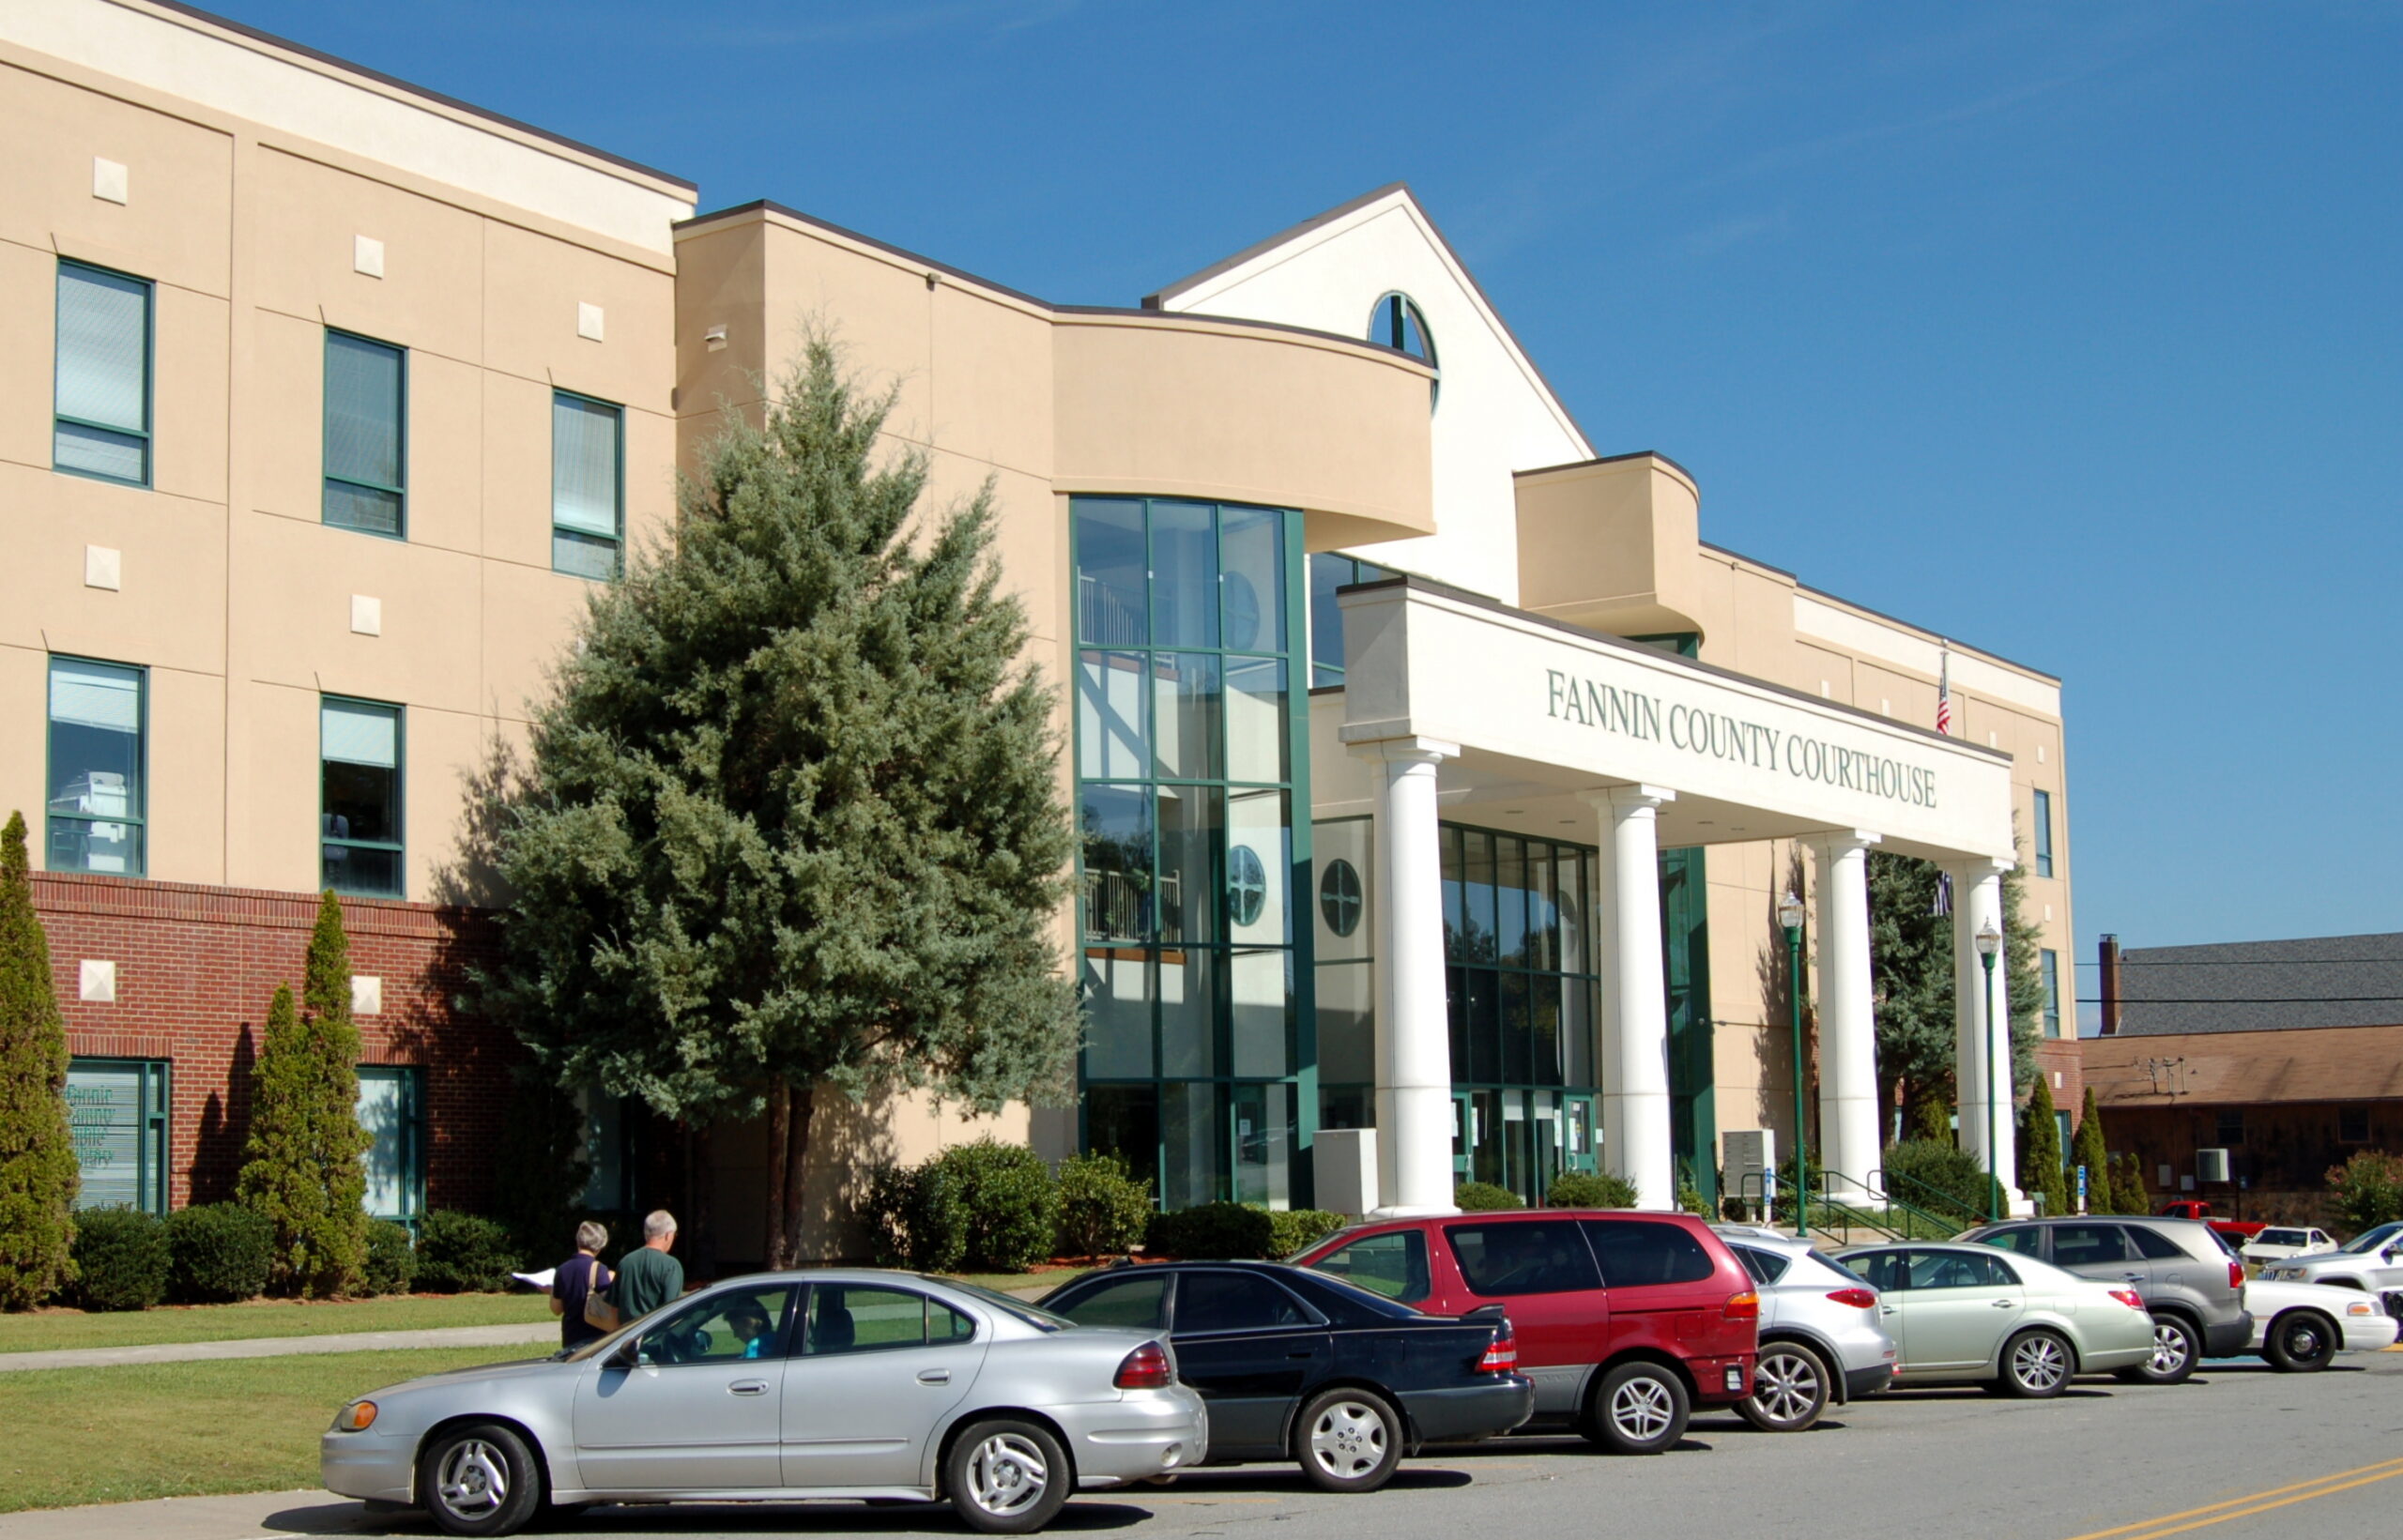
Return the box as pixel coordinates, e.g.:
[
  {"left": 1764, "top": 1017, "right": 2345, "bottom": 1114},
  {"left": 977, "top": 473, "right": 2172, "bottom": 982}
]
[{"left": 1324, "top": 575, "right": 2023, "bottom": 1213}]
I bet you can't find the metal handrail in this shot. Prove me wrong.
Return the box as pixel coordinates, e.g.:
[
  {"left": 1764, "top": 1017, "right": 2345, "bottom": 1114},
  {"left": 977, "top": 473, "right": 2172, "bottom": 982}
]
[
  {"left": 1872, "top": 1166, "right": 1997, "bottom": 1229},
  {"left": 1728, "top": 1167, "right": 1968, "bottom": 1244}
]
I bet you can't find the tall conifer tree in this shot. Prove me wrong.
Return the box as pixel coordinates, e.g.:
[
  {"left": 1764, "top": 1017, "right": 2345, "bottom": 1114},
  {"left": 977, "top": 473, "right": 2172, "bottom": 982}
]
[
  {"left": 2018, "top": 1072, "right": 2069, "bottom": 1215},
  {"left": 0, "top": 813, "right": 78, "bottom": 1309},
  {"left": 486, "top": 340, "right": 1079, "bottom": 1267},
  {"left": 2073, "top": 1086, "right": 2111, "bottom": 1212}
]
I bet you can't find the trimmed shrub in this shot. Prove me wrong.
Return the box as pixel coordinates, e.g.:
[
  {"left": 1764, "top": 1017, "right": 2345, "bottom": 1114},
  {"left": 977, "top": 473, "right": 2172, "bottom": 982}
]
[
  {"left": 2018, "top": 1076, "right": 2069, "bottom": 1216},
  {"left": 72, "top": 1208, "right": 169, "bottom": 1312},
  {"left": 1454, "top": 1182, "right": 1524, "bottom": 1212},
  {"left": 1880, "top": 1139, "right": 1993, "bottom": 1221},
  {"left": 362, "top": 1220, "right": 416, "bottom": 1295},
  {"left": 1267, "top": 1209, "right": 1344, "bottom": 1259},
  {"left": 0, "top": 812, "right": 79, "bottom": 1310},
  {"left": 164, "top": 1203, "right": 274, "bottom": 1303},
  {"left": 934, "top": 1141, "right": 1059, "bottom": 1273},
  {"left": 865, "top": 1161, "right": 967, "bottom": 1273},
  {"left": 2071, "top": 1090, "right": 2110, "bottom": 1211},
  {"left": 2110, "top": 1152, "right": 2150, "bottom": 1216},
  {"left": 1055, "top": 1152, "right": 1153, "bottom": 1259},
  {"left": 2327, "top": 1150, "right": 2403, "bottom": 1234},
  {"left": 412, "top": 1211, "right": 519, "bottom": 1293},
  {"left": 1547, "top": 1171, "right": 1638, "bottom": 1210},
  {"left": 1147, "top": 1202, "right": 1275, "bottom": 1259}
]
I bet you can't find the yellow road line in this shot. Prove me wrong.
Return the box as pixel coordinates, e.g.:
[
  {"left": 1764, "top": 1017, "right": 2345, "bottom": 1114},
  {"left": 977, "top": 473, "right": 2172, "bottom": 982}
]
[{"left": 2059, "top": 1457, "right": 2403, "bottom": 1540}]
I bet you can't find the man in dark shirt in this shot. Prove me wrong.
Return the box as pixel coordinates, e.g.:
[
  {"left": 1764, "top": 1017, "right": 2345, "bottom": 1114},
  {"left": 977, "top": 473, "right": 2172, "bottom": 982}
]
[
  {"left": 549, "top": 1222, "right": 611, "bottom": 1350},
  {"left": 607, "top": 1211, "right": 684, "bottom": 1322}
]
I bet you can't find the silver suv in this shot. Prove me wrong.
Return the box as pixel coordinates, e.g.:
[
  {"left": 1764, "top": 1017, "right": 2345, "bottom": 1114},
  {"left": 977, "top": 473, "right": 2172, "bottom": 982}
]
[
  {"left": 1957, "top": 1216, "right": 2251, "bottom": 1384},
  {"left": 2257, "top": 1220, "right": 2403, "bottom": 1316},
  {"left": 1712, "top": 1227, "right": 1896, "bottom": 1432}
]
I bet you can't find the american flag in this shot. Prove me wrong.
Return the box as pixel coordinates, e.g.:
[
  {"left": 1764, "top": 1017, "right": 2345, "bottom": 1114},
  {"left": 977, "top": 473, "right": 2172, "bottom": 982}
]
[{"left": 1934, "top": 643, "right": 1953, "bottom": 916}]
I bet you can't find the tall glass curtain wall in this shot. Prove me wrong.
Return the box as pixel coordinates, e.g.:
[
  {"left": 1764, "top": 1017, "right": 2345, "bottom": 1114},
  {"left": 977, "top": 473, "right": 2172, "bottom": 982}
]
[
  {"left": 1074, "top": 498, "right": 1310, "bottom": 1210},
  {"left": 1661, "top": 847, "right": 1717, "bottom": 1208}
]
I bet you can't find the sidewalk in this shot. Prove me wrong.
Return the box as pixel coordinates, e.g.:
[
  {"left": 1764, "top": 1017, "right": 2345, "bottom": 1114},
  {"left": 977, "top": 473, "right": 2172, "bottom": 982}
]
[
  {"left": 0, "top": 1322, "right": 555, "bottom": 1374},
  {"left": 0, "top": 1490, "right": 376, "bottom": 1540}
]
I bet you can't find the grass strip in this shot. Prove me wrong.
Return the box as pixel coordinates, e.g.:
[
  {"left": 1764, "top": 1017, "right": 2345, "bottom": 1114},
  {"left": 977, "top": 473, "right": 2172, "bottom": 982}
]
[{"left": 0, "top": 1293, "right": 553, "bottom": 1355}]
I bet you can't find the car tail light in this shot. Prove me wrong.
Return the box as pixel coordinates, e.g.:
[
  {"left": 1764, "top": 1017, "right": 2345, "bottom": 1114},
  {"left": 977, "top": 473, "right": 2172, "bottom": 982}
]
[
  {"left": 1114, "top": 1341, "right": 1173, "bottom": 1390},
  {"left": 2229, "top": 1260, "right": 2246, "bottom": 1291},
  {"left": 2108, "top": 1288, "right": 2146, "bottom": 1312},
  {"left": 1478, "top": 1330, "right": 1518, "bottom": 1372},
  {"left": 1723, "top": 1290, "right": 1760, "bottom": 1321},
  {"left": 1827, "top": 1288, "right": 1878, "bottom": 1311}
]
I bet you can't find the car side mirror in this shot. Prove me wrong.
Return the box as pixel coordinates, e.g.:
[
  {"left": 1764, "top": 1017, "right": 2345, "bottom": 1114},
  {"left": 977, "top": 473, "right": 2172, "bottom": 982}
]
[{"left": 608, "top": 1336, "right": 644, "bottom": 1369}]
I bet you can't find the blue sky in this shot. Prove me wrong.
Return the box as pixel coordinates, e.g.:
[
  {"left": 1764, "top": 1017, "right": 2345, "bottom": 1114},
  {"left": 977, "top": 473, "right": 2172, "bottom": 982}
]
[{"left": 219, "top": 1, "right": 2402, "bottom": 1008}]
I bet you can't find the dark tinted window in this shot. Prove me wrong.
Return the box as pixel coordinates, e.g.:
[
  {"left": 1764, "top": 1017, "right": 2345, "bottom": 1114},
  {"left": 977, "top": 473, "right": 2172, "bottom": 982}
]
[
  {"left": 1446, "top": 1221, "right": 1602, "bottom": 1296},
  {"left": 2128, "top": 1225, "right": 2187, "bottom": 1261},
  {"left": 2049, "top": 1225, "right": 2131, "bottom": 1268},
  {"left": 1907, "top": 1250, "right": 2013, "bottom": 1290},
  {"left": 1055, "top": 1274, "right": 1169, "bottom": 1330},
  {"left": 1729, "top": 1244, "right": 1786, "bottom": 1286},
  {"left": 1309, "top": 1229, "right": 1431, "bottom": 1304},
  {"left": 1174, "top": 1271, "right": 1311, "bottom": 1334},
  {"left": 1848, "top": 1252, "right": 1907, "bottom": 1292},
  {"left": 1980, "top": 1226, "right": 2046, "bottom": 1258},
  {"left": 1583, "top": 1220, "right": 1715, "bottom": 1287}
]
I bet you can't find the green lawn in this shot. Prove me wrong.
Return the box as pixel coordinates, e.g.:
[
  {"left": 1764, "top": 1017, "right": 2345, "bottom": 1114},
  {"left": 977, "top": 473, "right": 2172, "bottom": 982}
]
[
  {"left": 0, "top": 1293, "right": 553, "bottom": 1355},
  {"left": 0, "top": 1343, "right": 533, "bottom": 1513}
]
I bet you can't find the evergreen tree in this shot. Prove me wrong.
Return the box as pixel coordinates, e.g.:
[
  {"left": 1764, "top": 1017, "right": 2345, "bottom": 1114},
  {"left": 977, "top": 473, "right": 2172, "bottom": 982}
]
[
  {"left": 484, "top": 340, "right": 1079, "bottom": 1268},
  {"left": 237, "top": 893, "right": 371, "bottom": 1296},
  {"left": 2112, "top": 1151, "right": 2151, "bottom": 1215},
  {"left": 1866, "top": 852, "right": 1955, "bottom": 1136},
  {"left": 1997, "top": 854, "right": 2043, "bottom": 1093},
  {"left": 2017, "top": 1073, "right": 2069, "bottom": 1216},
  {"left": 2072, "top": 1086, "right": 2110, "bottom": 1212},
  {"left": 0, "top": 813, "right": 78, "bottom": 1309}
]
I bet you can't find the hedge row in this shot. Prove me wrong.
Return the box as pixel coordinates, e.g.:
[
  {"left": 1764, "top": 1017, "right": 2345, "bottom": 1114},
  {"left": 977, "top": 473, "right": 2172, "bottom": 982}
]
[{"left": 60, "top": 1205, "right": 514, "bottom": 1312}]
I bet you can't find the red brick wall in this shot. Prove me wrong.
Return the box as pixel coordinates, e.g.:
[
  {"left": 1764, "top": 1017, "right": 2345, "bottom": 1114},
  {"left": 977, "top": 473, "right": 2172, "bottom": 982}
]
[{"left": 33, "top": 872, "right": 515, "bottom": 1214}]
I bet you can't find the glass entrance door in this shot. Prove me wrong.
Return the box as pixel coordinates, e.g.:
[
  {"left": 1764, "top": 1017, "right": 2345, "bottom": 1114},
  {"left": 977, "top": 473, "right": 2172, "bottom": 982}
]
[
  {"left": 1451, "top": 1091, "right": 1474, "bottom": 1179},
  {"left": 1563, "top": 1094, "right": 1598, "bottom": 1175}
]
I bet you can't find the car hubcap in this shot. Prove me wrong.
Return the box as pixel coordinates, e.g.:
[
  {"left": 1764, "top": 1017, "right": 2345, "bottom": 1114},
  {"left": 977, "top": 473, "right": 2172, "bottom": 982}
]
[
  {"left": 1612, "top": 1378, "right": 1675, "bottom": 1442},
  {"left": 1753, "top": 1351, "right": 1820, "bottom": 1423},
  {"left": 2013, "top": 1336, "right": 2067, "bottom": 1391},
  {"left": 966, "top": 1433, "right": 1049, "bottom": 1516},
  {"left": 436, "top": 1440, "right": 509, "bottom": 1520},
  {"left": 1308, "top": 1401, "right": 1386, "bottom": 1478},
  {"left": 2150, "top": 1322, "right": 2192, "bottom": 1375},
  {"left": 2288, "top": 1322, "right": 2323, "bottom": 1359}
]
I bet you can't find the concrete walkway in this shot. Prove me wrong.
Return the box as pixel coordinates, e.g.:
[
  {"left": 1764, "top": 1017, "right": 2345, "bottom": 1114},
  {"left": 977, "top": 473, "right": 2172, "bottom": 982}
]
[
  {"left": 0, "top": 1490, "right": 377, "bottom": 1540},
  {"left": 0, "top": 1322, "right": 557, "bottom": 1373}
]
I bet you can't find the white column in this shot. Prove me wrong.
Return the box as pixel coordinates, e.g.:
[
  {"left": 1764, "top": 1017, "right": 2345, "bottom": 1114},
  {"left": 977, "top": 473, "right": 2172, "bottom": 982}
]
[
  {"left": 1360, "top": 737, "right": 1460, "bottom": 1215},
  {"left": 1589, "top": 785, "right": 1676, "bottom": 1211},
  {"left": 1811, "top": 831, "right": 1880, "bottom": 1199},
  {"left": 1951, "top": 859, "right": 2023, "bottom": 1212}
]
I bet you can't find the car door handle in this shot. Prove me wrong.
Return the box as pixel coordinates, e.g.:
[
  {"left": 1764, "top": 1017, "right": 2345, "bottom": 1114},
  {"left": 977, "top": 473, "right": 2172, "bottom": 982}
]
[
  {"left": 1880, "top": 1306, "right": 1896, "bottom": 1316},
  {"left": 2122, "top": 1273, "right": 2145, "bottom": 1283},
  {"left": 1992, "top": 1299, "right": 2018, "bottom": 1309},
  {"left": 728, "top": 1380, "right": 770, "bottom": 1395},
  {"left": 1287, "top": 1350, "right": 1316, "bottom": 1360},
  {"left": 918, "top": 1368, "right": 951, "bottom": 1384}
]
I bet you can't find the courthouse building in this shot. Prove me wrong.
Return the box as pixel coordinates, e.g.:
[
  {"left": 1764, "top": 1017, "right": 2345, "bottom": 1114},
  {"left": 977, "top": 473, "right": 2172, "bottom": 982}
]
[{"left": 7, "top": 0, "right": 2076, "bottom": 1258}]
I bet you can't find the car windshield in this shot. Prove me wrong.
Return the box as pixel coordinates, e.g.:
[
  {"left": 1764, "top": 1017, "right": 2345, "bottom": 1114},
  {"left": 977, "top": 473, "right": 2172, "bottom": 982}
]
[
  {"left": 2337, "top": 1224, "right": 2403, "bottom": 1255},
  {"left": 2258, "top": 1229, "right": 2306, "bottom": 1246},
  {"left": 934, "top": 1278, "right": 1069, "bottom": 1331}
]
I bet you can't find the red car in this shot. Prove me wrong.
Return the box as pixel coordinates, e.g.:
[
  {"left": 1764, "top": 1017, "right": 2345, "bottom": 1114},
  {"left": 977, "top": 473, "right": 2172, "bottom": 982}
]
[{"left": 1293, "top": 1210, "right": 1758, "bottom": 1455}]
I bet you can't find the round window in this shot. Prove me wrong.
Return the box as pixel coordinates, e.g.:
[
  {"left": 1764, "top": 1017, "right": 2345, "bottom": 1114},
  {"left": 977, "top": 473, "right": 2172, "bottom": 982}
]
[
  {"left": 1368, "top": 293, "right": 1438, "bottom": 407},
  {"left": 1223, "top": 571, "right": 1262, "bottom": 650},
  {"left": 1227, "top": 845, "right": 1268, "bottom": 928},
  {"left": 1319, "top": 858, "right": 1364, "bottom": 938}
]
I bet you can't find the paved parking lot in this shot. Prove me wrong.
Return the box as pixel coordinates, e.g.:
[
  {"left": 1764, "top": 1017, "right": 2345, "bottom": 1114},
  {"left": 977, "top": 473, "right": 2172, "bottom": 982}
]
[{"left": 11, "top": 1355, "right": 2398, "bottom": 1540}]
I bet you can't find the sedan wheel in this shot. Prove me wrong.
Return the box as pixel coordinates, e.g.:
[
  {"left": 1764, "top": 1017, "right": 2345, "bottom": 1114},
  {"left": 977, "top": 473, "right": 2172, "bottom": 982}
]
[
  {"left": 417, "top": 1424, "right": 543, "bottom": 1538},
  {"left": 1293, "top": 1387, "right": 1402, "bottom": 1494},
  {"left": 1584, "top": 1362, "right": 1691, "bottom": 1456},
  {"left": 2265, "top": 1311, "right": 2338, "bottom": 1373},
  {"left": 2116, "top": 1314, "right": 2198, "bottom": 1385},
  {"left": 946, "top": 1419, "right": 1070, "bottom": 1534},
  {"left": 1737, "top": 1343, "right": 1829, "bottom": 1432},
  {"left": 2001, "top": 1329, "right": 2073, "bottom": 1398}
]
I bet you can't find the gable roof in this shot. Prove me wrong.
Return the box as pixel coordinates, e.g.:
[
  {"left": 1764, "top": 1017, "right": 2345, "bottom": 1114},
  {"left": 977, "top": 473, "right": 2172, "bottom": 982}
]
[
  {"left": 2115, "top": 932, "right": 2403, "bottom": 1036},
  {"left": 1144, "top": 182, "right": 1594, "bottom": 461}
]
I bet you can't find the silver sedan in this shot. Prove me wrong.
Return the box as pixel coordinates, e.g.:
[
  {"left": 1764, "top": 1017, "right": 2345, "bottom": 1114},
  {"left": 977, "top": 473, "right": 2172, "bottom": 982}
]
[
  {"left": 322, "top": 1270, "right": 1206, "bottom": 1536},
  {"left": 1834, "top": 1243, "right": 2156, "bottom": 1395}
]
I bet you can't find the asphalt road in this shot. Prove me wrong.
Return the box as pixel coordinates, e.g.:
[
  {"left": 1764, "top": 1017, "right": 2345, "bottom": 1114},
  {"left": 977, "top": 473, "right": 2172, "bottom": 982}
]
[{"left": 13, "top": 1354, "right": 2400, "bottom": 1540}]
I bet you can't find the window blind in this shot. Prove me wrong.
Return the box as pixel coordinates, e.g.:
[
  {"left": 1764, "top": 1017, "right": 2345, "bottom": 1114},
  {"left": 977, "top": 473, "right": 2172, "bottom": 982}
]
[
  {"left": 50, "top": 659, "right": 141, "bottom": 733},
  {"left": 322, "top": 699, "right": 399, "bottom": 768},
  {"left": 325, "top": 333, "right": 403, "bottom": 490},
  {"left": 56, "top": 266, "right": 146, "bottom": 431},
  {"left": 552, "top": 394, "right": 620, "bottom": 537}
]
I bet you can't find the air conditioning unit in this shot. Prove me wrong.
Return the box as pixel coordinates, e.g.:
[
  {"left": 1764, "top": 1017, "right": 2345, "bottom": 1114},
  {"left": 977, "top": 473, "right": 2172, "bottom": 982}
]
[{"left": 2196, "top": 1148, "right": 2231, "bottom": 1183}]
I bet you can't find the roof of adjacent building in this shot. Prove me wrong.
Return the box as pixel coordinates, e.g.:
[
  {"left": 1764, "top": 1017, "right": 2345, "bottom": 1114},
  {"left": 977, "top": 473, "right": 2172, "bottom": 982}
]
[
  {"left": 2084, "top": 1022, "right": 2403, "bottom": 1107},
  {"left": 2113, "top": 932, "right": 2403, "bottom": 1036}
]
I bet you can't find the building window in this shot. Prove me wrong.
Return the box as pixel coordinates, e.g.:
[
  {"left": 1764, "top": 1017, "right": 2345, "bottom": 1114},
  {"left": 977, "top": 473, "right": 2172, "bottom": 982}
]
[
  {"left": 46, "top": 657, "right": 145, "bottom": 877},
  {"left": 553, "top": 390, "right": 623, "bottom": 578},
  {"left": 1306, "top": 553, "right": 1392, "bottom": 689},
  {"left": 1073, "top": 496, "right": 1307, "bottom": 1210},
  {"left": 2215, "top": 1108, "right": 2244, "bottom": 1147},
  {"left": 357, "top": 1065, "right": 425, "bottom": 1222},
  {"left": 67, "top": 1059, "right": 169, "bottom": 1213},
  {"left": 54, "top": 260, "right": 152, "bottom": 486},
  {"left": 324, "top": 331, "right": 406, "bottom": 537},
  {"left": 1319, "top": 859, "right": 1364, "bottom": 938},
  {"left": 1367, "top": 292, "right": 1437, "bottom": 407},
  {"left": 321, "top": 696, "right": 404, "bottom": 897},
  {"left": 2041, "top": 949, "right": 2062, "bottom": 1037},
  {"left": 2033, "top": 788, "right": 2055, "bottom": 877},
  {"left": 2340, "top": 1106, "right": 2370, "bottom": 1144}
]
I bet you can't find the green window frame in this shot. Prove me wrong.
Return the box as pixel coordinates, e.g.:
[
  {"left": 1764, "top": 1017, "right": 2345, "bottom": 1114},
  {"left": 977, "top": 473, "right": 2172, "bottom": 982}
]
[
  {"left": 320, "top": 695, "right": 405, "bottom": 897},
  {"left": 2033, "top": 788, "right": 2055, "bottom": 877},
  {"left": 323, "top": 329, "right": 407, "bottom": 538},
  {"left": 67, "top": 1058, "right": 169, "bottom": 1213},
  {"left": 54, "top": 259, "right": 154, "bottom": 487},
  {"left": 357, "top": 1065, "right": 426, "bottom": 1223},
  {"left": 552, "top": 389, "right": 624, "bottom": 578},
  {"left": 2041, "top": 949, "right": 2062, "bottom": 1036},
  {"left": 46, "top": 655, "right": 146, "bottom": 877}
]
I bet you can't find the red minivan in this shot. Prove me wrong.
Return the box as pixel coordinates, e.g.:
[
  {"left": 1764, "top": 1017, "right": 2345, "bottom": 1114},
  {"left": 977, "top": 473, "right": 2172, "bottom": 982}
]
[{"left": 1293, "top": 1210, "right": 1757, "bottom": 1455}]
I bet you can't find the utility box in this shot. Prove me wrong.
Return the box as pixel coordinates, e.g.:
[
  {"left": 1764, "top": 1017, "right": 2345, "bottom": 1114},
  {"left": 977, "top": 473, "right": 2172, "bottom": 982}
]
[
  {"left": 2196, "top": 1148, "right": 2232, "bottom": 1184},
  {"left": 1723, "top": 1129, "right": 1775, "bottom": 1215},
  {"left": 1314, "top": 1129, "right": 1377, "bottom": 1217}
]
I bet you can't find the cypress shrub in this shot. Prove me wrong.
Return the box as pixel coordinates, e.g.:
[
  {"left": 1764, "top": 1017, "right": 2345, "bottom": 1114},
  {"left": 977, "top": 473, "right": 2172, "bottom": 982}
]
[
  {"left": 936, "top": 1141, "right": 1059, "bottom": 1273},
  {"left": 1453, "top": 1182, "right": 1525, "bottom": 1212},
  {"left": 1266, "top": 1210, "right": 1344, "bottom": 1259},
  {"left": 0, "top": 812, "right": 79, "bottom": 1309},
  {"left": 2111, "top": 1152, "right": 2151, "bottom": 1215},
  {"left": 1146, "top": 1201, "right": 1274, "bottom": 1259},
  {"left": 72, "top": 1208, "right": 169, "bottom": 1311},
  {"left": 1054, "top": 1152, "right": 1153, "bottom": 1259},
  {"left": 2072, "top": 1089, "right": 2110, "bottom": 1211},
  {"left": 1548, "top": 1171, "right": 1639, "bottom": 1210},
  {"left": 412, "top": 1211, "right": 520, "bottom": 1293},
  {"left": 164, "top": 1202, "right": 274, "bottom": 1303},
  {"left": 2018, "top": 1076, "right": 2070, "bottom": 1216},
  {"left": 362, "top": 1220, "right": 417, "bottom": 1295}
]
